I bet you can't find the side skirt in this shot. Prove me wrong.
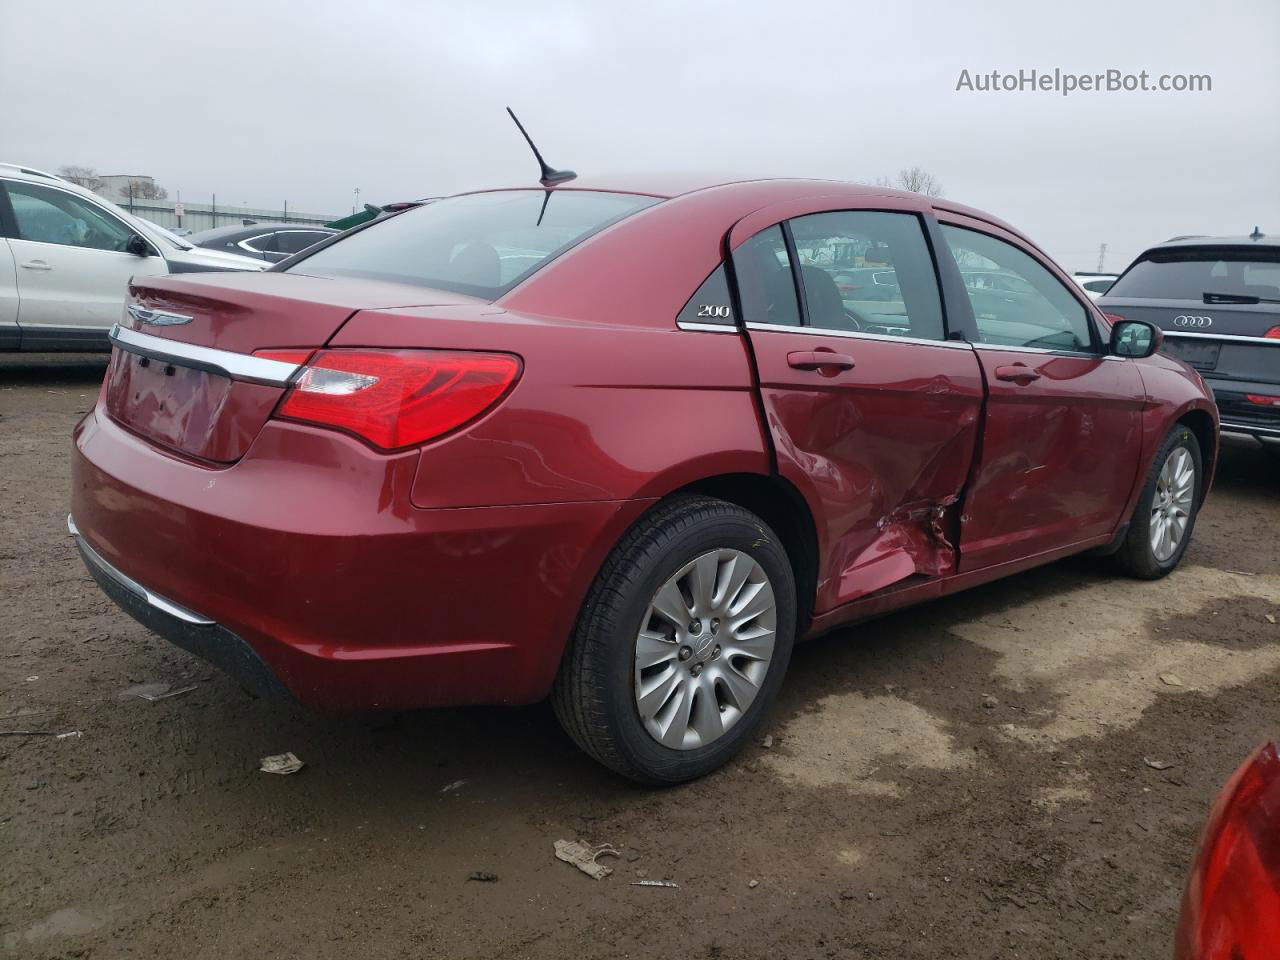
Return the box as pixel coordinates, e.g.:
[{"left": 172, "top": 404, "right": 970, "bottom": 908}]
[{"left": 803, "top": 532, "right": 1113, "bottom": 640}]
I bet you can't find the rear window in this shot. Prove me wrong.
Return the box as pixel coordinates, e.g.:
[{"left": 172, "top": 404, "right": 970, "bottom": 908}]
[
  {"left": 288, "top": 190, "right": 660, "bottom": 299},
  {"left": 1108, "top": 248, "right": 1280, "bottom": 300}
]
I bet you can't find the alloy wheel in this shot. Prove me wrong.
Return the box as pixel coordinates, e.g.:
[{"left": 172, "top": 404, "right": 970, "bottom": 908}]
[
  {"left": 633, "top": 548, "right": 777, "bottom": 750},
  {"left": 1150, "top": 446, "right": 1195, "bottom": 562}
]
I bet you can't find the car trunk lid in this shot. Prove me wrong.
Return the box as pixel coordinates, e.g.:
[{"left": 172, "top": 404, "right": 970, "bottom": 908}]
[
  {"left": 1099, "top": 298, "right": 1280, "bottom": 381},
  {"left": 105, "top": 273, "right": 482, "bottom": 463}
]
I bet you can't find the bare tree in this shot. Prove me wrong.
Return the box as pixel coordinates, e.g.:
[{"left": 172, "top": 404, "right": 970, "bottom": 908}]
[
  {"left": 876, "top": 167, "right": 944, "bottom": 198},
  {"left": 120, "top": 178, "right": 169, "bottom": 200},
  {"left": 57, "top": 165, "right": 105, "bottom": 193}
]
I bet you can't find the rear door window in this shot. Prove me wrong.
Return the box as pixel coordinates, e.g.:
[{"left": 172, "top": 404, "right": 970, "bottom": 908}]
[
  {"left": 289, "top": 190, "right": 660, "bottom": 300},
  {"left": 787, "top": 210, "right": 945, "bottom": 340},
  {"left": 941, "top": 225, "right": 1095, "bottom": 352},
  {"left": 275, "top": 231, "right": 330, "bottom": 255},
  {"left": 731, "top": 225, "right": 801, "bottom": 327},
  {"left": 241, "top": 233, "right": 277, "bottom": 254},
  {"left": 1108, "top": 249, "right": 1280, "bottom": 300}
]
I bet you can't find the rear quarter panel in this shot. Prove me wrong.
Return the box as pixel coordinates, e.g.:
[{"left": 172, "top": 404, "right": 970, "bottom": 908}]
[{"left": 328, "top": 307, "right": 770, "bottom": 509}]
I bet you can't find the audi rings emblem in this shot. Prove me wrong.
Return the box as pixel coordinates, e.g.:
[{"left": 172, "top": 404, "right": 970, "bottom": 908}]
[{"left": 1173, "top": 315, "right": 1213, "bottom": 327}]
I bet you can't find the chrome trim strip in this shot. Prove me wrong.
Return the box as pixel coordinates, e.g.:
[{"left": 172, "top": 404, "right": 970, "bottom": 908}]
[
  {"left": 108, "top": 324, "right": 300, "bottom": 387},
  {"left": 237, "top": 235, "right": 272, "bottom": 255},
  {"left": 972, "top": 342, "right": 1100, "bottom": 358},
  {"left": 126, "top": 304, "right": 193, "bottom": 327},
  {"left": 744, "top": 321, "right": 973, "bottom": 349},
  {"left": 67, "top": 515, "right": 215, "bottom": 626},
  {"left": 1222, "top": 426, "right": 1280, "bottom": 440},
  {"left": 1164, "top": 331, "right": 1280, "bottom": 348},
  {"left": 676, "top": 320, "right": 739, "bottom": 333}
]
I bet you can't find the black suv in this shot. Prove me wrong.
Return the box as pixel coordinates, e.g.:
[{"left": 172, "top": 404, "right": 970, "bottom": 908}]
[{"left": 1099, "top": 230, "right": 1280, "bottom": 448}]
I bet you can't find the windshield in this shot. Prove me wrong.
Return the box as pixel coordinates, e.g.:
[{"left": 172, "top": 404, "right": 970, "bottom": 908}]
[
  {"left": 1108, "top": 248, "right": 1280, "bottom": 300},
  {"left": 138, "top": 218, "right": 192, "bottom": 250},
  {"left": 287, "top": 190, "right": 660, "bottom": 299}
]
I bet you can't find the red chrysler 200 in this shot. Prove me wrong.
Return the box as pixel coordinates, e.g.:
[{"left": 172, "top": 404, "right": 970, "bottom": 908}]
[{"left": 69, "top": 176, "right": 1218, "bottom": 783}]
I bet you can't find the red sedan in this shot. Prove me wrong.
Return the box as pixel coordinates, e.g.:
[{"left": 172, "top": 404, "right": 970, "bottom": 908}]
[{"left": 69, "top": 177, "right": 1218, "bottom": 783}]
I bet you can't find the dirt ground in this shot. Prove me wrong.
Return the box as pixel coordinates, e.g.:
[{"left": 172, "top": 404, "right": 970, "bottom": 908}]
[{"left": 2, "top": 353, "right": 1278, "bottom": 960}]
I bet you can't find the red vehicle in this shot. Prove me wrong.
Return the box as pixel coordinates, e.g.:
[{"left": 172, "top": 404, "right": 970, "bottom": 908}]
[
  {"left": 69, "top": 176, "right": 1218, "bottom": 783},
  {"left": 1175, "top": 742, "right": 1280, "bottom": 959}
]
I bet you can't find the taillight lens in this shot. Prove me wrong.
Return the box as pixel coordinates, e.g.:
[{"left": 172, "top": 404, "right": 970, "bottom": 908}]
[
  {"left": 1246, "top": 395, "right": 1280, "bottom": 407},
  {"left": 267, "top": 349, "right": 521, "bottom": 450},
  {"left": 1265, "top": 326, "right": 1280, "bottom": 340},
  {"left": 1176, "top": 742, "right": 1280, "bottom": 960}
]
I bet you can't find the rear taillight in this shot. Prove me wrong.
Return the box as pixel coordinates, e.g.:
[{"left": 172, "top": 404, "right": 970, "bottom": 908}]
[
  {"left": 1265, "top": 326, "right": 1280, "bottom": 340},
  {"left": 1175, "top": 742, "right": 1280, "bottom": 960},
  {"left": 1246, "top": 395, "right": 1280, "bottom": 407},
  {"left": 258, "top": 349, "right": 521, "bottom": 450}
]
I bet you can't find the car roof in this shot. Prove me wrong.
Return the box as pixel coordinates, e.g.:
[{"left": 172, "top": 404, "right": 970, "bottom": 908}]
[
  {"left": 456, "top": 175, "right": 1028, "bottom": 241},
  {"left": 0, "top": 162, "right": 68, "bottom": 185},
  {"left": 1145, "top": 233, "right": 1277, "bottom": 251}
]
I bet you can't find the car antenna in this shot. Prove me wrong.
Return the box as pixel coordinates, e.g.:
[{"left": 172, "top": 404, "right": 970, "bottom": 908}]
[
  {"left": 506, "top": 107, "right": 577, "bottom": 187},
  {"left": 1250, "top": 225, "right": 1264, "bottom": 241}
]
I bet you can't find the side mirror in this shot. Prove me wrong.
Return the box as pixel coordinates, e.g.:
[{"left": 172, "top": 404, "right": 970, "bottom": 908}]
[
  {"left": 1109, "top": 318, "right": 1162, "bottom": 358},
  {"left": 126, "top": 234, "right": 151, "bottom": 257}
]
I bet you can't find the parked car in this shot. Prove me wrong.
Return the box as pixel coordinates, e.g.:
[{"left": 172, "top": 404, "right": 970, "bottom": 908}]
[
  {"left": 189, "top": 222, "right": 337, "bottom": 264},
  {"left": 1073, "top": 272, "right": 1118, "bottom": 300},
  {"left": 1099, "top": 231, "right": 1279, "bottom": 449},
  {"left": 1175, "top": 741, "right": 1280, "bottom": 959},
  {"left": 0, "top": 163, "right": 264, "bottom": 352},
  {"left": 68, "top": 177, "right": 1218, "bottom": 783}
]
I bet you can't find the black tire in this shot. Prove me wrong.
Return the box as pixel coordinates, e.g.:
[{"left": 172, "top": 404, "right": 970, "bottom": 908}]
[
  {"left": 552, "top": 495, "right": 797, "bottom": 785},
  {"left": 1113, "top": 424, "right": 1203, "bottom": 579}
]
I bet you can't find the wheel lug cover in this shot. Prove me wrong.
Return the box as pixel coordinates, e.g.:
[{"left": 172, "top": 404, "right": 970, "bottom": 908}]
[
  {"left": 689, "top": 620, "right": 701, "bottom": 634},
  {"left": 678, "top": 646, "right": 692, "bottom": 661}
]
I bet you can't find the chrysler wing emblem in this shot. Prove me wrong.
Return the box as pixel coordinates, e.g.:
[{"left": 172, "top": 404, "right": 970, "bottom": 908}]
[{"left": 127, "top": 304, "right": 193, "bottom": 326}]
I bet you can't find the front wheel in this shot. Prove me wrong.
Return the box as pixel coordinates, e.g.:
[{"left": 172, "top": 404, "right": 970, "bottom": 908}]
[
  {"left": 553, "top": 496, "right": 796, "bottom": 784},
  {"left": 1114, "top": 425, "right": 1203, "bottom": 579}
]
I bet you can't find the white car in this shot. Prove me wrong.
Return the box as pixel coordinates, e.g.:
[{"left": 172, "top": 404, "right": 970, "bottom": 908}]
[
  {"left": 0, "top": 163, "right": 265, "bottom": 351},
  {"left": 1072, "top": 272, "right": 1119, "bottom": 301}
]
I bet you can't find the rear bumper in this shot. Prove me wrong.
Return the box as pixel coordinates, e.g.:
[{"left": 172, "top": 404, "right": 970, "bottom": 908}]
[
  {"left": 70, "top": 516, "right": 293, "bottom": 701},
  {"left": 71, "top": 405, "right": 651, "bottom": 710},
  {"left": 1206, "top": 378, "right": 1280, "bottom": 443}
]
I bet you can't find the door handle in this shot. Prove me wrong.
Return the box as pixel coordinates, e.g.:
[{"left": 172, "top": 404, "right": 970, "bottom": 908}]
[
  {"left": 20, "top": 260, "right": 51, "bottom": 270},
  {"left": 993, "top": 363, "right": 1041, "bottom": 384},
  {"left": 787, "top": 350, "right": 856, "bottom": 372}
]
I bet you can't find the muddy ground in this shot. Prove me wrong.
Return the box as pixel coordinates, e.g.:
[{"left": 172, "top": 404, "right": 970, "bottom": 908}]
[{"left": 2, "top": 353, "right": 1278, "bottom": 959}]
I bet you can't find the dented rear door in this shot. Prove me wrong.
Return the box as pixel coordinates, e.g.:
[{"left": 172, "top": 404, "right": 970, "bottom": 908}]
[{"left": 730, "top": 201, "right": 984, "bottom": 615}]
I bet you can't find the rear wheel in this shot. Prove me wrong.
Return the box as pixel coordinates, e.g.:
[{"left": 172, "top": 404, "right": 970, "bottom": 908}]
[
  {"left": 553, "top": 496, "right": 796, "bottom": 784},
  {"left": 1114, "top": 425, "right": 1202, "bottom": 579}
]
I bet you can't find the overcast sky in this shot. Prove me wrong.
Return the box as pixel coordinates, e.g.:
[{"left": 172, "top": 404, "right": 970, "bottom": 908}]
[{"left": 4, "top": 0, "right": 1277, "bottom": 271}]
